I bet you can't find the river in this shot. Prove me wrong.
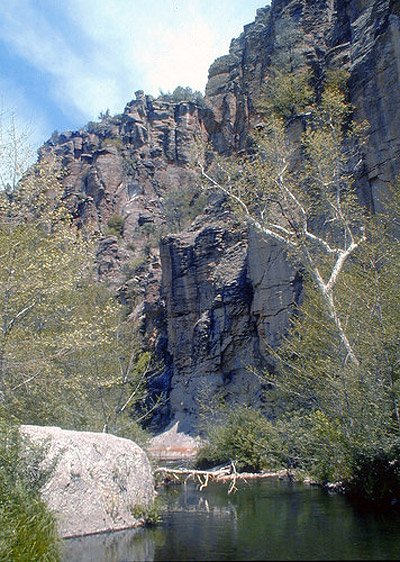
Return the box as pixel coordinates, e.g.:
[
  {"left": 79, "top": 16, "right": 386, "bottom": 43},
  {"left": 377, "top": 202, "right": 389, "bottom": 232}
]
[{"left": 63, "top": 478, "right": 400, "bottom": 561}]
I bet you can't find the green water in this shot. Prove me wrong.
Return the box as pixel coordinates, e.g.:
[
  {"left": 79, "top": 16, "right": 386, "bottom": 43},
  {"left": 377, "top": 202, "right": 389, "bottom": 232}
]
[{"left": 63, "top": 479, "right": 400, "bottom": 561}]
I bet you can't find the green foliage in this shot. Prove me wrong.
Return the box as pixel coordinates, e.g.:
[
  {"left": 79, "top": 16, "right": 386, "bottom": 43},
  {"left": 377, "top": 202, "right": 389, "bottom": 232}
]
[
  {"left": 346, "top": 445, "right": 400, "bottom": 505},
  {"left": 121, "top": 254, "right": 147, "bottom": 280},
  {"left": 27, "top": 281, "right": 153, "bottom": 439},
  {"left": 0, "top": 162, "right": 95, "bottom": 419},
  {"left": 139, "top": 222, "right": 160, "bottom": 254},
  {"left": 257, "top": 14, "right": 314, "bottom": 120},
  {"left": 84, "top": 121, "right": 103, "bottom": 135},
  {"left": 200, "top": 60, "right": 399, "bottom": 502},
  {"left": 159, "top": 86, "right": 204, "bottom": 105},
  {"left": 131, "top": 497, "right": 162, "bottom": 526},
  {"left": 98, "top": 109, "right": 111, "bottom": 120},
  {"left": 258, "top": 67, "right": 314, "bottom": 119},
  {"left": 267, "top": 197, "right": 400, "bottom": 491},
  {"left": 49, "top": 130, "right": 60, "bottom": 144},
  {"left": 0, "top": 160, "right": 155, "bottom": 438},
  {"left": 105, "top": 212, "right": 125, "bottom": 237},
  {"left": 197, "top": 405, "right": 283, "bottom": 472},
  {"left": 0, "top": 420, "right": 61, "bottom": 561},
  {"left": 0, "top": 109, "right": 158, "bottom": 558},
  {"left": 162, "top": 182, "right": 207, "bottom": 232},
  {"left": 100, "top": 136, "right": 123, "bottom": 152},
  {"left": 0, "top": 109, "right": 33, "bottom": 192}
]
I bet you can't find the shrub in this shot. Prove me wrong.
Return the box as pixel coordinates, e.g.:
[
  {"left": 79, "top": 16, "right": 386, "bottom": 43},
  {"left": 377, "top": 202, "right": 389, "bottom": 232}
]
[
  {"left": 162, "top": 183, "right": 207, "bottom": 233},
  {"left": 158, "top": 85, "right": 204, "bottom": 105},
  {"left": 0, "top": 421, "right": 61, "bottom": 561},
  {"left": 345, "top": 445, "right": 400, "bottom": 505},
  {"left": 131, "top": 497, "right": 162, "bottom": 526},
  {"left": 105, "top": 213, "right": 125, "bottom": 237},
  {"left": 100, "top": 136, "right": 123, "bottom": 152},
  {"left": 197, "top": 405, "right": 282, "bottom": 472}
]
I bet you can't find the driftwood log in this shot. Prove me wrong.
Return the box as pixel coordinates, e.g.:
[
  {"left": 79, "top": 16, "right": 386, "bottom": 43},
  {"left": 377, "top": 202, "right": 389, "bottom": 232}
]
[{"left": 154, "top": 463, "right": 289, "bottom": 494}]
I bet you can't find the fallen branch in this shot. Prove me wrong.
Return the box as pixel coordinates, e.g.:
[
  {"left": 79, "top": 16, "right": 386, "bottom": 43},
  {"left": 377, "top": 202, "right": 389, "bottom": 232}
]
[{"left": 154, "top": 464, "right": 289, "bottom": 494}]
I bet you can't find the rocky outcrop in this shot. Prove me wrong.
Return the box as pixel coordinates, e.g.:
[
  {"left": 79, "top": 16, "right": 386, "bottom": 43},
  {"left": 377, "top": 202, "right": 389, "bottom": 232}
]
[
  {"left": 205, "top": 0, "right": 400, "bottom": 206},
  {"left": 160, "top": 205, "right": 258, "bottom": 430},
  {"left": 158, "top": 202, "right": 301, "bottom": 429},
  {"left": 343, "top": 0, "right": 400, "bottom": 210},
  {"left": 159, "top": 0, "right": 400, "bottom": 430},
  {"left": 36, "top": 0, "right": 400, "bottom": 433},
  {"left": 20, "top": 425, "right": 155, "bottom": 538}
]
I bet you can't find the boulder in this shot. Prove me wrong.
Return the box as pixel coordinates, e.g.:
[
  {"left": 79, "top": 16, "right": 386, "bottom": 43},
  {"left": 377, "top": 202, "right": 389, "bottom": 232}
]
[
  {"left": 147, "top": 421, "right": 203, "bottom": 461},
  {"left": 20, "top": 425, "right": 155, "bottom": 538}
]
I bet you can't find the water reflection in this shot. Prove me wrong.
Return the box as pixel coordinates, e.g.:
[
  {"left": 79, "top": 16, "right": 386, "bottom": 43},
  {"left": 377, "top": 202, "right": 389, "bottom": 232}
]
[
  {"left": 63, "top": 479, "right": 400, "bottom": 561},
  {"left": 63, "top": 527, "right": 155, "bottom": 562}
]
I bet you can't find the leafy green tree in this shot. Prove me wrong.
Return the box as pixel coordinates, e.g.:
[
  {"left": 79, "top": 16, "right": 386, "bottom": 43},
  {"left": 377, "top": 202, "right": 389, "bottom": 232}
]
[
  {"left": 200, "top": 70, "right": 366, "bottom": 366},
  {"left": 0, "top": 108, "right": 32, "bottom": 191},
  {"left": 0, "top": 160, "right": 92, "bottom": 410},
  {"left": 199, "top": 67, "right": 399, "bottom": 497},
  {"left": 52, "top": 283, "right": 154, "bottom": 438},
  {"left": 258, "top": 66, "right": 314, "bottom": 120},
  {"left": 105, "top": 212, "right": 125, "bottom": 237},
  {"left": 197, "top": 404, "right": 283, "bottom": 472},
  {"left": 257, "top": 14, "right": 313, "bottom": 120},
  {"left": 0, "top": 158, "right": 154, "bottom": 439},
  {"left": 159, "top": 86, "right": 204, "bottom": 105},
  {"left": 267, "top": 201, "right": 400, "bottom": 488},
  {"left": 162, "top": 181, "right": 207, "bottom": 232}
]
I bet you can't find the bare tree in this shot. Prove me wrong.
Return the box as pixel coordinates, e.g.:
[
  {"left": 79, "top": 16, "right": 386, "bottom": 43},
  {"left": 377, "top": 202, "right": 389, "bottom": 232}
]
[{"left": 199, "top": 71, "right": 367, "bottom": 366}]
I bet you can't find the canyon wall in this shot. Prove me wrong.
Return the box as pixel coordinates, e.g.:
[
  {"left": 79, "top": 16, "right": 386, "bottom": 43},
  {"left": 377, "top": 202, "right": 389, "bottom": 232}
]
[{"left": 40, "top": 0, "right": 400, "bottom": 431}]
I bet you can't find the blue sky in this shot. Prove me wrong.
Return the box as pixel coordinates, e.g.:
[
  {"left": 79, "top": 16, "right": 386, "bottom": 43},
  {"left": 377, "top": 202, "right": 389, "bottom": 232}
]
[{"left": 0, "top": 0, "right": 269, "bottom": 151}]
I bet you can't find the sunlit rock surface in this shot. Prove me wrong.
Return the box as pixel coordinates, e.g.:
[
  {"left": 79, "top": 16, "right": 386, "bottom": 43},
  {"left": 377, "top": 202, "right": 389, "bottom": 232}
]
[{"left": 21, "top": 425, "right": 155, "bottom": 538}]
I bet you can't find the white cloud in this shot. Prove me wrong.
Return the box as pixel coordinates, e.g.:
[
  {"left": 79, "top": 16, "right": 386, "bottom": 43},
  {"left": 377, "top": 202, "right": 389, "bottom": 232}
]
[
  {"left": 66, "top": 0, "right": 220, "bottom": 96},
  {"left": 63, "top": 0, "right": 267, "bottom": 99},
  {"left": 141, "top": 18, "right": 218, "bottom": 93},
  {"left": 0, "top": 0, "right": 268, "bottom": 144},
  {"left": 0, "top": 1, "right": 89, "bottom": 117}
]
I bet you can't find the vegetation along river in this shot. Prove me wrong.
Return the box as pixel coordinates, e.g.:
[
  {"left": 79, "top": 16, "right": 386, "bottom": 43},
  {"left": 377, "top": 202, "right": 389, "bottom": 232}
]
[{"left": 62, "top": 478, "right": 400, "bottom": 561}]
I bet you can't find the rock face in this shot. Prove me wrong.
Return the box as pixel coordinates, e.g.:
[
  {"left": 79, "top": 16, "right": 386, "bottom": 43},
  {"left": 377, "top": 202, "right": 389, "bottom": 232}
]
[
  {"left": 159, "top": 203, "right": 300, "bottom": 429},
  {"left": 20, "top": 425, "right": 155, "bottom": 538},
  {"left": 344, "top": 0, "right": 400, "bottom": 210},
  {"left": 37, "top": 0, "right": 400, "bottom": 432},
  {"left": 205, "top": 0, "right": 400, "bottom": 207},
  {"left": 160, "top": 206, "right": 260, "bottom": 430}
]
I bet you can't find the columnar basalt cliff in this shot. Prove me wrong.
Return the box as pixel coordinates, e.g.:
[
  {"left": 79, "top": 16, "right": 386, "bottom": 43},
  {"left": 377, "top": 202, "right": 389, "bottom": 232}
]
[{"left": 40, "top": 0, "right": 400, "bottom": 432}]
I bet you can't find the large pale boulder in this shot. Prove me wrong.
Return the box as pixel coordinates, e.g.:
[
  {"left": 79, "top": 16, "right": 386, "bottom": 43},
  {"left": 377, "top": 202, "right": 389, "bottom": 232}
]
[{"left": 20, "top": 425, "right": 155, "bottom": 538}]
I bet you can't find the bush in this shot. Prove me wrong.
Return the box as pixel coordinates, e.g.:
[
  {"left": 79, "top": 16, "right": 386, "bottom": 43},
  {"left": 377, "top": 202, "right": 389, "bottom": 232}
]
[
  {"left": 162, "top": 182, "right": 207, "bottom": 233},
  {"left": 345, "top": 445, "right": 400, "bottom": 505},
  {"left": 105, "top": 213, "right": 125, "bottom": 237},
  {"left": 100, "top": 136, "right": 123, "bottom": 152},
  {"left": 0, "top": 421, "right": 61, "bottom": 561},
  {"left": 158, "top": 86, "right": 204, "bottom": 105},
  {"left": 197, "top": 405, "right": 282, "bottom": 472}
]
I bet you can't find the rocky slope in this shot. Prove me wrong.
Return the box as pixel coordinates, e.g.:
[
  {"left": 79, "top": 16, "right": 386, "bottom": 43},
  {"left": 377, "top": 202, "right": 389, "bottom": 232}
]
[{"left": 39, "top": 0, "right": 400, "bottom": 432}]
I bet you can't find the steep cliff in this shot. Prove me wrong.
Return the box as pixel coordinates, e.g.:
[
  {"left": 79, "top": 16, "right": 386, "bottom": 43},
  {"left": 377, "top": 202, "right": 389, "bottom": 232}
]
[
  {"left": 39, "top": 0, "right": 400, "bottom": 432},
  {"left": 205, "top": 0, "right": 400, "bottom": 206}
]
